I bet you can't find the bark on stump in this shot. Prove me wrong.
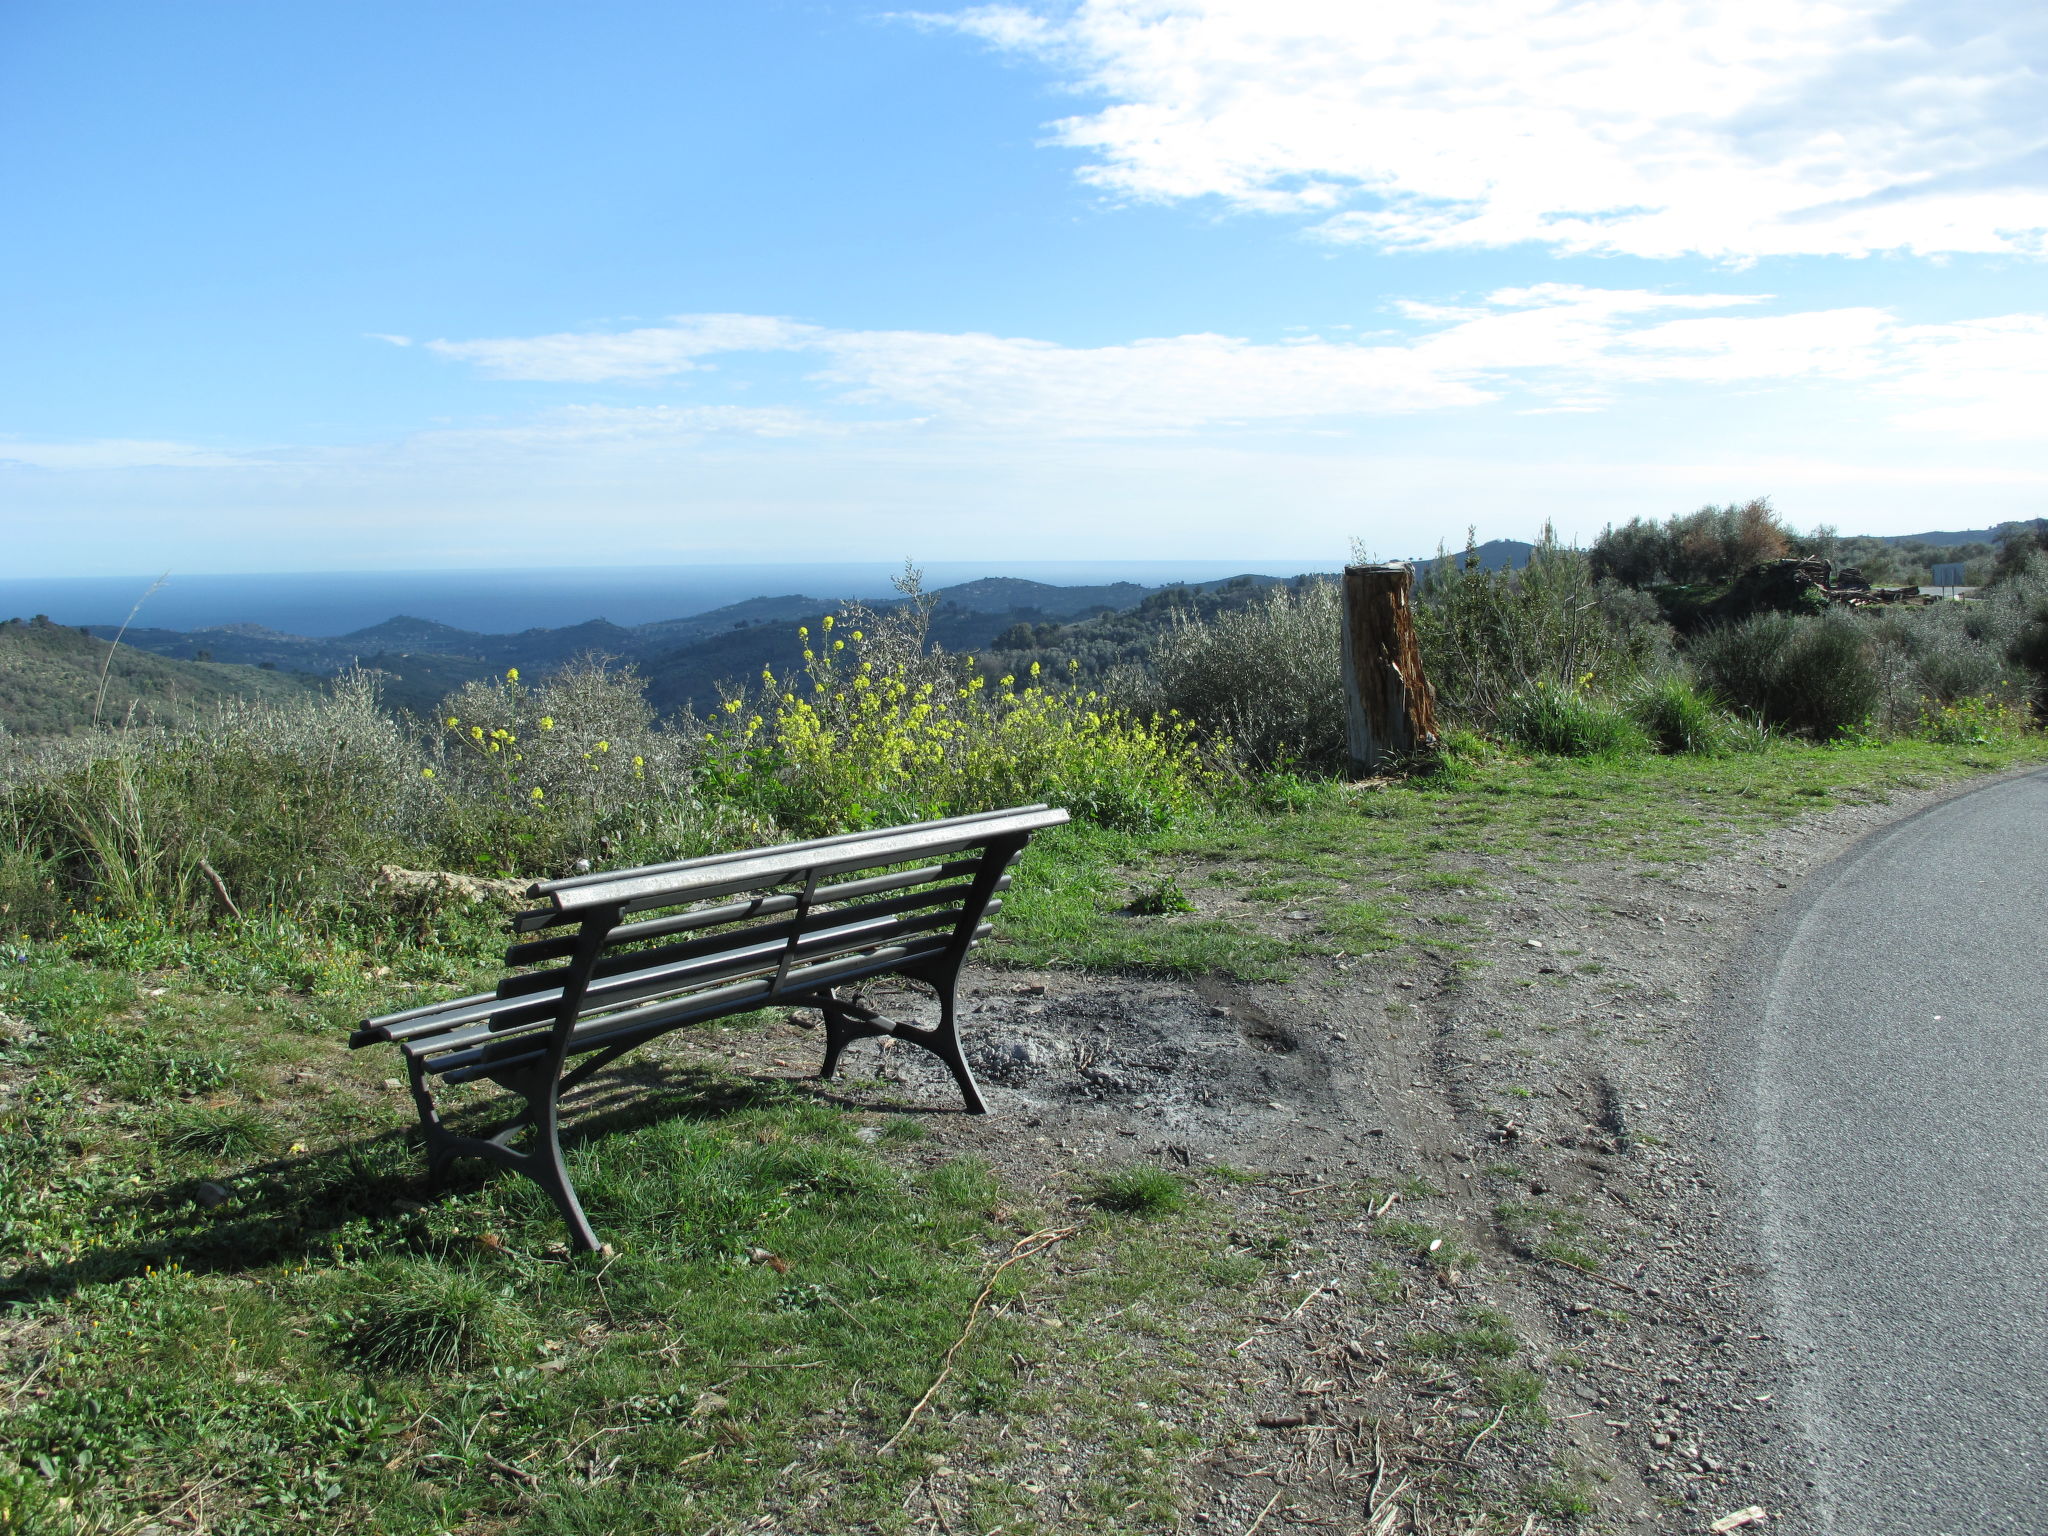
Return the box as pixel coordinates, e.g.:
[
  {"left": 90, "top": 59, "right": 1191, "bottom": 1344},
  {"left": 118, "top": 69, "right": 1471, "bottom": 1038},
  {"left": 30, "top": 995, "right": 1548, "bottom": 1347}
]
[{"left": 1341, "top": 563, "right": 1440, "bottom": 775}]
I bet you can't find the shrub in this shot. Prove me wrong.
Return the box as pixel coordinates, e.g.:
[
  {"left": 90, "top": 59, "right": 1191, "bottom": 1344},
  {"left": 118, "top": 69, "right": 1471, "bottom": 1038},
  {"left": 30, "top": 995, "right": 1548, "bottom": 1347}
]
[
  {"left": 428, "top": 659, "right": 712, "bottom": 876},
  {"left": 703, "top": 602, "right": 1214, "bottom": 837},
  {"left": 1415, "top": 529, "right": 1667, "bottom": 729},
  {"left": 0, "top": 675, "right": 421, "bottom": 925},
  {"left": 1690, "top": 611, "right": 1881, "bottom": 739},
  {"left": 1149, "top": 582, "right": 1345, "bottom": 771},
  {"left": 1496, "top": 686, "right": 1650, "bottom": 758}
]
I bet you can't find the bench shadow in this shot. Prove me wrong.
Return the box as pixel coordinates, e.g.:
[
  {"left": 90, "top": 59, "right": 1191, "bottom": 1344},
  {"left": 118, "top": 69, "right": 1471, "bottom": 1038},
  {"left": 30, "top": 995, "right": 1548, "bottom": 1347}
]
[{"left": 0, "top": 1056, "right": 949, "bottom": 1308}]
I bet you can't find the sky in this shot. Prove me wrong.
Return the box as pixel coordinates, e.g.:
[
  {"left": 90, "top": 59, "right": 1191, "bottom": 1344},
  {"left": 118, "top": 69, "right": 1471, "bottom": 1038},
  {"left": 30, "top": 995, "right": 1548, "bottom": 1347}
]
[{"left": 4, "top": 0, "right": 2045, "bottom": 577}]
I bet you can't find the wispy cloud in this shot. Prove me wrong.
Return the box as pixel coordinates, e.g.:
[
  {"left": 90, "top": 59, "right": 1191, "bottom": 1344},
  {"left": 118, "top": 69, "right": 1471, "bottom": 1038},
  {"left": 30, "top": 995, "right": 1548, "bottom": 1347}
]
[
  {"left": 425, "top": 314, "right": 818, "bottom": 381},
  {"left": 919, "top": 0, "right": 2048, "bottom": 260},
  {"left": 419, "top": 288, "right": 2048, "bottom": 440}
]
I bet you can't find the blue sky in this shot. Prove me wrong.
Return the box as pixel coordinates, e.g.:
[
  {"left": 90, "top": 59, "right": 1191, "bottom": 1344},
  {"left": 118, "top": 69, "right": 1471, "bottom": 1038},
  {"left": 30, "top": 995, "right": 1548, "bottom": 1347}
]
[{"left": 5, "top": 0, "right": 2045, "bottom": 576}]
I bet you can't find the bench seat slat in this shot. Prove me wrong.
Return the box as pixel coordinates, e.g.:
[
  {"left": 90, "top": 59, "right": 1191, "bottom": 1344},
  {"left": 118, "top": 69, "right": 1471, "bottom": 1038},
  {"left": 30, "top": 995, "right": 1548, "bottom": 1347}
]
[
  {"left": 430, "top": 927, "right": 990, "bottom": 1085},
  {"left": 405, "top": 901, "right": 994, "bottom": 1062}
]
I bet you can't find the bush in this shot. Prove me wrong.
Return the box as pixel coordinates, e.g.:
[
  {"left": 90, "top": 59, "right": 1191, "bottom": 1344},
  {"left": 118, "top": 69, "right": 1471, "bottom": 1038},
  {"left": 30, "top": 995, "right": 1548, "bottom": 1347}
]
[
  {"left": 1690, "top": 611, "right": 1881, "bottom": 739},
  {"left": 1415, "top": 530, "right": 1667, "bottom": 729},
  {"left": 703, "top": 594, "right": 1215, "bottom": 836},
  {"left": 1149, "top": 582, "right": 1345, "bottom": 771},
  {"left": 0, "top": 675, "right": 421, "bottom": 926},
  {"left": 1496, "top": 686, "right": 1650, "bottom": 758}
]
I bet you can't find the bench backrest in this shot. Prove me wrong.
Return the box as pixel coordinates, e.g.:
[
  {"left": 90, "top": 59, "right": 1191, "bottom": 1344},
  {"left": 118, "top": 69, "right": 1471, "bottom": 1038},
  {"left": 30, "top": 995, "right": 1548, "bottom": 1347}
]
[{"left": 355, "top": 805, "right": 1067, "bottom": 1075}]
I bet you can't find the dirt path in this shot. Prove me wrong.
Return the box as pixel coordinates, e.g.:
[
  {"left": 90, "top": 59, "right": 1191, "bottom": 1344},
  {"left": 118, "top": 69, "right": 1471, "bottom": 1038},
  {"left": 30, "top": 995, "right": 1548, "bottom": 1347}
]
[{"left": 698, "top": 767, "right": 2046, "bottom": 1533}]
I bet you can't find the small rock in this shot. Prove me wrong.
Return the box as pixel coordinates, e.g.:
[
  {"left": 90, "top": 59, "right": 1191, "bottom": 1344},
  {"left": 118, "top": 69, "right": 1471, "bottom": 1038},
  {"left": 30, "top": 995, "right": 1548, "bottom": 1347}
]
[
  {"left": 383, "top": 1078, "right": 404, "bottom": 1090},
  {"left": 193, "top": 1181, "right": 231, "bottom": 1209},
  {"left": 1284, "top": 911, "right": 1311, "bottom": 921},
  {"left": 1266, "top": 1101, "right": 1285, "bottom": 1111},
  {"left": 1016, "top": 983, "right": 1046, "bottom": 996},
  {"left": 853, "top": 1125, "right": 883, "bottom": 1143},
  {"left": 692, "top": 1391, "right": 728, "bottom": 1416},
  {"left": 1526, "top": 939, "right": 1545, "bottom": 949}
]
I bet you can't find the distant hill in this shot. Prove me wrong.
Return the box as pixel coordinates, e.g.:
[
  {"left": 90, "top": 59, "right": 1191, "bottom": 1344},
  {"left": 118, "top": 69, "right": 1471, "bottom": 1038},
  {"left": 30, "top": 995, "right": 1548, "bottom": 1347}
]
[{"left": 0, "top": 616, "right": 318, "bottom": 737}]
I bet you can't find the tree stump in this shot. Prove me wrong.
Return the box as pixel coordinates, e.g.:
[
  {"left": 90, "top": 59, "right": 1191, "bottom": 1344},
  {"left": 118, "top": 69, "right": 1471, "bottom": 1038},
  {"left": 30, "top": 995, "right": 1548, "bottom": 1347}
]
[{"left": 1341, "top": 564, "right": 1440, "bottom": 775}]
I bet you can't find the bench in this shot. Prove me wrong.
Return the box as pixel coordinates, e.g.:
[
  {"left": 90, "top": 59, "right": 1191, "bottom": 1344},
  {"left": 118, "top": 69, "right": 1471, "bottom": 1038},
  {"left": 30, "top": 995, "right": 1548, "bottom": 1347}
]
[{"left": 350, "top": 804, "right": 1069, "bottom": 1251}]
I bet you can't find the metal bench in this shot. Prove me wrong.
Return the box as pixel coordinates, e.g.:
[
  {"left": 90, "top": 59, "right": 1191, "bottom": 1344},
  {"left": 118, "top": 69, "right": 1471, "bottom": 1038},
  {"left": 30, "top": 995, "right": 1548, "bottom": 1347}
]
[{"left": 350, "top": 804, "right": 1070, "bottom": 1251}]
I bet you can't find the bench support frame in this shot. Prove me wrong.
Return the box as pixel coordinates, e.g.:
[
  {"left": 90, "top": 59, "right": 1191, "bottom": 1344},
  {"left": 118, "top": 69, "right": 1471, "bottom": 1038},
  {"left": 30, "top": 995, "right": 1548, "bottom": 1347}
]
[{"left": 387, "top": 828, "right": 1029, "bottom": 1253}]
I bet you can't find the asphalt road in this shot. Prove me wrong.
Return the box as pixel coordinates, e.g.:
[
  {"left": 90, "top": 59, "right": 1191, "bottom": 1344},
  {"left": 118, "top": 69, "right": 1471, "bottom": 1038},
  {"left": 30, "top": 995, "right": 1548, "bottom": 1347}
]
[{"left": 1747, "top": 768, "right": 2048, "bottom": 1536}]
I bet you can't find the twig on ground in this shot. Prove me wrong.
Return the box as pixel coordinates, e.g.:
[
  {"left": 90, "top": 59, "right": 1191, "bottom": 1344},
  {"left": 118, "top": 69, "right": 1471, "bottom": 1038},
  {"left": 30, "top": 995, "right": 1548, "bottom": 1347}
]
[
  {"left": 880, "top": 1225, "right": 1076, "bottom": 1453},
  {"left": 112, "top": 1475, "right": 231, "bottom": 1536},
  {"left": 1460, "top": 1404, "right": 1507, "bottom": 1461},
  {"left": 1244, "top": 1487, "right": 1285, "bottom": 1536}
]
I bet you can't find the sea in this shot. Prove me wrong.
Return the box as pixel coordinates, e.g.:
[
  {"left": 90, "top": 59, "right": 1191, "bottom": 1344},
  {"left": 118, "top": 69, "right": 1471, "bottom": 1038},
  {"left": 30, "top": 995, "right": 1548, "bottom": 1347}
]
[{"left": 0, "top": 560, "right": 1326, "bottom": 638}]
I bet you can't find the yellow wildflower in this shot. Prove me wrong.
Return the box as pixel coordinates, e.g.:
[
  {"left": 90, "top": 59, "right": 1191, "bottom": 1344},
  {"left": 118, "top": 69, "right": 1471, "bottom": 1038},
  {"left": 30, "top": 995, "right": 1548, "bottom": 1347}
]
[
  {"left": 445, "top": 716, "right": 459, "bottom": 728},
  {"left": 506, "top": 667, "right": 519, "bottom": 681},
  {"left": 822, "top": 614, "right": 834, "bottom": 630},
  {"left": 539, "top": 716, "right": 554, "bottom": 730},
  {"left": 530, "top": 787, "right": 544, "bottom": 801},
  {"left": 596, "top": 740, "right": 610, "bottom": 752},
  {"left": 421, "top": 767, "right": 436, "bottom": 779}
]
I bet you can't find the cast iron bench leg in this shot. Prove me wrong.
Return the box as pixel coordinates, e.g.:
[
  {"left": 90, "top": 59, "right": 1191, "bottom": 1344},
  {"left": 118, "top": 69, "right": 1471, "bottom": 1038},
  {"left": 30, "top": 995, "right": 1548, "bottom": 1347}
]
[{"left": 816, "top": 985, "right": 987, "bottom": 1115}]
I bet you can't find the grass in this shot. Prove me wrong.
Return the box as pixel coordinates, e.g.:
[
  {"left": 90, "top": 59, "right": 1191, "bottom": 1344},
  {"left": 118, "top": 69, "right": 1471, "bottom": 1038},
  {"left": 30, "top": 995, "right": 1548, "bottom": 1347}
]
[
  {"left": 0, "top": 934, "right": 1340, "bottom": 1536},
  {"left": 1086, "top": 1166, "right": 1192, "bottom": 1216},
  {"left": 983, "top": 733, "right": 2048, "bottom": 984},
  {"left": 6, "top": 721, "right": 2045, "bottom": 1531}
]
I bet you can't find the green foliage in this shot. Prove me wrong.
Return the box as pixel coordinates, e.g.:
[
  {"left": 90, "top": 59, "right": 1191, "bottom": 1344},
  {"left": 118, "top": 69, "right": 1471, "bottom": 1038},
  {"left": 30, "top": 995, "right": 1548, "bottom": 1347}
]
[
  {"left": 1691, "top": 611, "right": 1882, "bottom": 739},
  {"left": 1415, "top": 529, "right": 1666, "bottom": 730},
  {"left": 1627, "top": 675, "right": 1745, "bottom": 756},
  {"left": 1127, "top": 874, "right": 1196, "bottom": 915},
  {"left": 0, "top": 675, "right": 418, "bottom": 926},
  {"left": 1590, "top": 497, "right": 1792, "bottom": 588},
  {"left": 1148, "top": 582, "right": 1346, "bottom": 771},
  {"left": 702, "top": 584, "right": 1215, "bottom": 836},
  {"left": 1496, "top": 686, "right": 1651, "bottom": 758},
  {"left": 333, "top": 1260, "right": 532, "bottom": 1373},
  {"left": 1086, "top": 1166, "right": 1191, "bottom": 1215}
]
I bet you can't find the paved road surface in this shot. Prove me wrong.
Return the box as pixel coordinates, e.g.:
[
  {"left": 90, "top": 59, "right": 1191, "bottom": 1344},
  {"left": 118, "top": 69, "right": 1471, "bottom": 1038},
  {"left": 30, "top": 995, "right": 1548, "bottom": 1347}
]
[{"left": 1748, "top": 768, "right": 2048, "bottom": 1536}]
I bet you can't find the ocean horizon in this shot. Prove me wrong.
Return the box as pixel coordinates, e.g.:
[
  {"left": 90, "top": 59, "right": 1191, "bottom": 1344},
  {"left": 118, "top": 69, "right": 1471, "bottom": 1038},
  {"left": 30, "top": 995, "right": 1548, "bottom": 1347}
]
[{"left": 0, "top": 559, "right": 1332, "bottom": 638}]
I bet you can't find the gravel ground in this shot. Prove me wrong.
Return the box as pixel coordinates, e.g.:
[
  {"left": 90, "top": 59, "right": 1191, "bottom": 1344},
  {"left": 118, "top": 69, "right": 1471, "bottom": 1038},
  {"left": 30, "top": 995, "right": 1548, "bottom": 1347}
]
[{"left": 687, "top": 767, "right": 2043, "bottom": 1534}]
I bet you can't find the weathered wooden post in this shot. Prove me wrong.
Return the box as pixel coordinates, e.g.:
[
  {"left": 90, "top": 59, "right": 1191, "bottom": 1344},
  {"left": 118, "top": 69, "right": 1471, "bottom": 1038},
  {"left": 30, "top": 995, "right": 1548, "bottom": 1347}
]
[{"left": 1341, "top": 563, "right": 1440, "bottom": 775}]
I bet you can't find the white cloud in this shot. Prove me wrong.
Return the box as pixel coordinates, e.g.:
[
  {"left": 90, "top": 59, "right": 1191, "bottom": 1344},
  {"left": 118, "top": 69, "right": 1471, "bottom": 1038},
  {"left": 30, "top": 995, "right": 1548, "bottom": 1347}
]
[
  {"left": 0, "top": 439, "right": 250, "bottom": 470},
  {"left": 425, "top": 313, "right": 818, "bottom": 381},
  {"left": 924, "top": 0, "right": 2048, "bottom": 260},
  {"left": 417, "top": 289, "right": 2048, "bottom": 439}
]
